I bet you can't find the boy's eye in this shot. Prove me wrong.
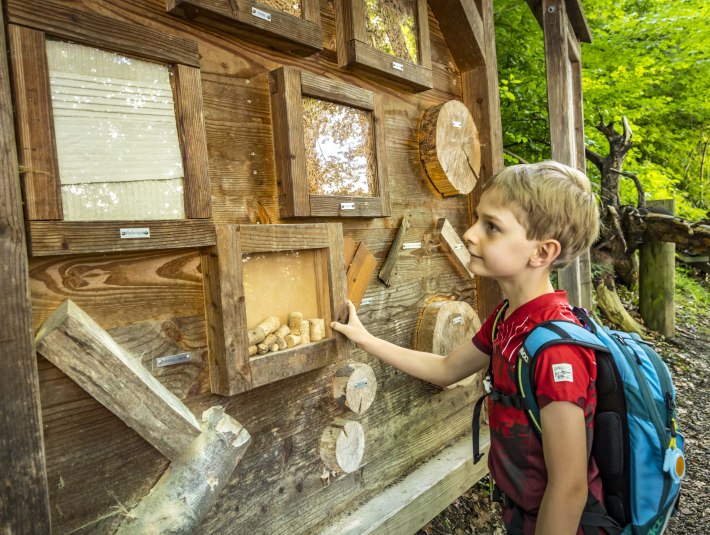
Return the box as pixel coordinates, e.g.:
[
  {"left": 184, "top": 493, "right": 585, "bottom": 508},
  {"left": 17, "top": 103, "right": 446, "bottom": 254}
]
[{"left": 486, "top": 222, "right": 499, "bottom": 232}]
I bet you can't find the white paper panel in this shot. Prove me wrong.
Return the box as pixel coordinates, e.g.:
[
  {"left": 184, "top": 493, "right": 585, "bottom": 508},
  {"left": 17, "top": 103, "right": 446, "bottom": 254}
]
[
  {"left": 61, "top": 179, "right": 185, "bottom": 221},
  {"left": 46, "top": 40, "right": 184, "bottom": 185}
]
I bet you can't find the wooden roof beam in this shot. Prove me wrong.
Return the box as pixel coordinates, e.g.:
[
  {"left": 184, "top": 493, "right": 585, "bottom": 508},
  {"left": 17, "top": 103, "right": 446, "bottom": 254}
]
[
  {"left": 428, "top": 0, "right": 486, "bottom": 71},
  {"left": 526, "top": 0, "right": 592, "bottom": 43}
]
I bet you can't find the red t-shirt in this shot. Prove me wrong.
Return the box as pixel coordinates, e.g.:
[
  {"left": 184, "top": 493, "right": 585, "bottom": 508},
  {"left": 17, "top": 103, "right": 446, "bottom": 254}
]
[{"left": 473, "top": 291, "right": 604, "bottom": 535}]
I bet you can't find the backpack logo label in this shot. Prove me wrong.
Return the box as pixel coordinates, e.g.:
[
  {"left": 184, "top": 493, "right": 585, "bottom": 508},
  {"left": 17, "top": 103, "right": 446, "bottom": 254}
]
[{"left": 552, "top": 363, "right": 573, "bottom": 382}]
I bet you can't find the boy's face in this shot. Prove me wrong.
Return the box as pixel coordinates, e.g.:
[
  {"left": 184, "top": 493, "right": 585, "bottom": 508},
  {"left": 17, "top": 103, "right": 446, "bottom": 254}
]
[{"left": 462, "top": 190, "right": 542, "bottom": 281}]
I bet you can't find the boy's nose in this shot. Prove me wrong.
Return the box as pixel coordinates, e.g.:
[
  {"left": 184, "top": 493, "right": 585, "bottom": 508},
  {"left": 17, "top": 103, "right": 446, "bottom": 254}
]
[{"left": 462, "top": 225, "right": 477, "bottom": 244}]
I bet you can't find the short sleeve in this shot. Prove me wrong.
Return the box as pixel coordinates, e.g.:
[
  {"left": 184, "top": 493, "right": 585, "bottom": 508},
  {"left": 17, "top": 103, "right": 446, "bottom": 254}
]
[
  {"left": 472, "top": 303, "right": 505, "bottom": 356},
  {"left": 534, "top": 344, "right": 596, "bottom": 410}
]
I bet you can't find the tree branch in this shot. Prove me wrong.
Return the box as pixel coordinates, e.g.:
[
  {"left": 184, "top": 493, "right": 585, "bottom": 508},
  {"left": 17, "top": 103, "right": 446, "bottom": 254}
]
[
  {"left": 503, "top": 148, "right": 530, "bottom": 164},
  {"left": 585, "top": 147, "right": 605, "bottom": 173},
  {"left": 610, "top": 168, "right": 646, "bottom": 208}
]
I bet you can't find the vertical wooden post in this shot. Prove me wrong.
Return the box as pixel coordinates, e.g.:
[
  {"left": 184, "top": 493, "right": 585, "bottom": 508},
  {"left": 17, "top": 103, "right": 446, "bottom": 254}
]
[
  {"left": 0, "top": 1, "right": 52, "bottom": 531},
  {"left": 639, "top": 200, "right": 676, "bottom": 337},
  {"left": 462, "top": 0, "right": 505, "bottom": 320},
  {"left": 542, "top": 0, "right": 592, "bottom": 309}
]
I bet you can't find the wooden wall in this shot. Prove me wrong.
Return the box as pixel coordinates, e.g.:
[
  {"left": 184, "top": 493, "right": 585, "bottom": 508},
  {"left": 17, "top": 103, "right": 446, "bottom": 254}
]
[{"left": 13, "top": 0, "right": 489, "bottom": 532}]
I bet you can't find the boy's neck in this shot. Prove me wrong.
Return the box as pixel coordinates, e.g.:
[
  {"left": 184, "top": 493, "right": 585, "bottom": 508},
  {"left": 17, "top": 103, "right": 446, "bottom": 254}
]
[{"left": 497, "top": 271, "right": 556, "bottom": 316}]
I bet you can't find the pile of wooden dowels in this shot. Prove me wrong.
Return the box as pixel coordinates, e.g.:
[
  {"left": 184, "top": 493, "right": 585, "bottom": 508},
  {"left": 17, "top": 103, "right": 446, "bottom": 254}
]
[{"left": 247, "top": 312, "right": 326, "bottom": 356}]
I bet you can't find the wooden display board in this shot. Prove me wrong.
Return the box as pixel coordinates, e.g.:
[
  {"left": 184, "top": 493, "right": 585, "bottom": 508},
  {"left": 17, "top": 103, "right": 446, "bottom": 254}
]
[
  {"left": 7, "top": 4, "right": 213, "bottom": 256},
  {"left": 269, "top": 66, "right": 390, "bottom": 218},
  {"left": 202, "top": 223, "right": 349, "bottom": 395},
  {"left": 167, "top": 0, "right": 323, "bottom": 57},
  {"left": 334, "top": 0, "right": 432, "bottom": 92}
]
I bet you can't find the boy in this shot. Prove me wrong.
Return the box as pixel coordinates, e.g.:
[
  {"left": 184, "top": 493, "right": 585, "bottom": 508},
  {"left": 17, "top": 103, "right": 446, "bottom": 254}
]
[{"left": 331, "top": 161, "right": 604, "bottom": 534}]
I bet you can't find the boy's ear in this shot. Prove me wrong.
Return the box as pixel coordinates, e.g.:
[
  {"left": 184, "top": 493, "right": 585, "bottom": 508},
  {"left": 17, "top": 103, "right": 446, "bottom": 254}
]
[{"left": 530, "top": 239, "right": 561, "bottom": 268}]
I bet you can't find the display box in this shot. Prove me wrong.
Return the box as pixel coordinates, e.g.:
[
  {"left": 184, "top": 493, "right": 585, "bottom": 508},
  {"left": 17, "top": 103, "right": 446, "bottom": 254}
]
[
  {"left": 202, "top": 223, "right": 348, "bottom": 395},
  {"left": 8, "top": 7, "right": 213, "bottom": 256},
  {"left": 269, "top": 66, "right": 390, "bottom": 218}
]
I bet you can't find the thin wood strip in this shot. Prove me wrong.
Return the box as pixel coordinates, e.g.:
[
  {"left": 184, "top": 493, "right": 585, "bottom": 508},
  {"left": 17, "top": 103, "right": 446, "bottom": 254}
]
[
  {"left": 566, "top": 18, "right": 581, "bottom": 63},
  {"left": 249, "top": 339, "right": 333, "bottom": 388},
  {"left": 378, "top": 212, "right": 413, "bottom": 286},
  {"left": 172, "top": 64, "right": 211, "bottom": 219},
  {"left": 8, "top": 24, "right": 62, "bottom": 220},
  {"left": 347, "top": 40, "right": 433, "bottom": 92},
  {"left": 202, "top": 225, "right": 252, "bottom": 396},
  {"left": 0, "top": 7, "right": 52, "bottom": 530},
  {"left": 268, "top": 66, "right": 309, "bottom": 217},
  {"left": 428, "top": 0, "right": 485, "bottom": 71},
  {"left": 346, "top": 242, "right": 377, "bottom": 309},
  {"left": 343, "top": 237, "right": 359, "bottom": 268},
  {"left": 326, "top": 222, "right": 349, "bottom": 328},
  {"left": 7, "top": 0, "right": 200, "bottom": 67},
  {"left": 436, "top": 218, "right": 473, "bottom": 279},
  {"left": 309, "top": 196, "right": 387, "bottom": 218},
  {"left": 237, "top": 223, "right": 330, "bottom": 251},
  {"left": 28, "top": 219, "right": 216, "bottom": 256},
  {"left": 415, "top": 0, "right": 432, "bottom": 70},
  {"left": 34, "top": 300, "right": 201, "bottom": 461},
  {"left": 300, "top": 70, "right": 374, "bottom": 110},
  {"left": 373, "top": 95, "right": 391, "bottom": 216}
]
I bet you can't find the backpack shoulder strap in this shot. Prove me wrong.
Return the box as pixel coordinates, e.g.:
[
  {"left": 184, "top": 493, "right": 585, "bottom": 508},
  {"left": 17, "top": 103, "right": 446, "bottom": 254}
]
[{"left": 517, "top": 319, "right": 610, "bottom": 439}]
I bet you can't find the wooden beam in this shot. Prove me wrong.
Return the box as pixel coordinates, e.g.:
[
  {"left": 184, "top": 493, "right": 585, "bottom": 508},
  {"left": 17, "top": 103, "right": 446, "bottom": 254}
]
[
  {"left": 0, "top": 2, "right": 52, "bottom": 531},
  {"left": 378, "top": 211, "right": 412, "bottom": 286},
  {"left": 318, "top": 431, "right": 490, "bottom": 535},
  {"left": 526, "top": 0, "right": 592, "bottom": 43},
  {"left": 462, "top": 0, "right": 504, "bottom": 319},
  {"left": 428, "top": 0, "right": 486, "bottom": 71},
  {"left": 35, "top": 300, "right": 201, "bottom": 461}
]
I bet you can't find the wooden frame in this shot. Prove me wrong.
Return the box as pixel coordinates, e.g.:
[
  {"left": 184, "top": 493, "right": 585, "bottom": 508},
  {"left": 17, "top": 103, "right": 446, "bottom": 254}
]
[
  {"left": 167, "top": 0, "right": 323, "bottom": 57},
  {"left": 268, "top": 66, "right": 390, "bottom": 218},
  {"left": 202, "top": 223, "right": 348, "bottom": 396},
  {"left": 7, "top": 2, "right": 213, "bottom": 256},
  {"left": 334, "top": 0, "right": 432, "bottom": 92}
]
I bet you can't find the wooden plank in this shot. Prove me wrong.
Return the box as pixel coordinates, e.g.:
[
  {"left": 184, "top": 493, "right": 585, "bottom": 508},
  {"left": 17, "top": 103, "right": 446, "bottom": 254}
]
[
  {"left": 436, "top": 218, "right": 473, "bottom": 278},
  {"left": 373, "top": 95, "right": 391, "bottom": 217},
  {"left": 238, "top": 223, "right": 331, "bottom": 251},
  {"left": 167, "top": 0, "right": 323, "bottom": 57},
  {"left": 173, "top": 64, "right": 212, "bottom": 219},
  {"left": 462, "top": 0, "right": 504, "bottom": 319},
  {"left": 428, "top": 0, "right": 486, "bottom": 71},
  {"left": 34, "top": 300, "right": 201, "bottom": 461},
  {"left": 416, "top": 0, "right": 432, "bottom": 70},
  {"left": 345, "top": 40, "right": 433, "bottom": 92},
  {"left": 317, "top": 431, "right": 490, "bottom": 535},
  {"left": 249, "top": 339, "right": 333, "bottom": 387},
  {"left": 202, "top": 225, "right": 252, "bottom": 396},
  {"left": 8, "top": 24, "right": 62, "bottom": 220},
  {"left": 378, "top": 211, "right": 413, "bottom": 286},
  {"left": 346, "top": 242, "right": 377, "bottom": 309},
  {"left": 28, "top": 219, "right": 216, "bottom": 256},
  {"left": 0, "top": 4, "right": 52, "bottom": 531},
  {"left": 8, "top": 0, "right": 199, "bottom": 66}
]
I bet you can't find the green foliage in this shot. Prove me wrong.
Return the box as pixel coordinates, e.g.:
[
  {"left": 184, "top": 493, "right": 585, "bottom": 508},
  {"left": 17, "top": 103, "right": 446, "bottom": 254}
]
[
  {"left": 675, "top": 266, "right": 710, "bottom": 317},
  {"left": 493, "top": 0, "right": 710, "bottom": 220}
]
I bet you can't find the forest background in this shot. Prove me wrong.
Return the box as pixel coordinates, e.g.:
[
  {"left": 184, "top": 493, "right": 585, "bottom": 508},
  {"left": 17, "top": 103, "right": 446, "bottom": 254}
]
[{"left": 419, "top": 1, "right": 709, "bottom": 533}]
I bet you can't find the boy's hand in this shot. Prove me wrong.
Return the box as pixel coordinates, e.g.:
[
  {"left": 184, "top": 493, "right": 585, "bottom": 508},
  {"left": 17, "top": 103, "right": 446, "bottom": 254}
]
[{"left": 331, "top": 300, "right": 372, "bottom": 348}]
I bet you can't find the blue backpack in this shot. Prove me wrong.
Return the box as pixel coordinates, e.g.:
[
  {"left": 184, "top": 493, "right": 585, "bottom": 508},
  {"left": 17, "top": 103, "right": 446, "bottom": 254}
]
[{"left": 472, "top": 305, "right": 685, "bottom": 535}]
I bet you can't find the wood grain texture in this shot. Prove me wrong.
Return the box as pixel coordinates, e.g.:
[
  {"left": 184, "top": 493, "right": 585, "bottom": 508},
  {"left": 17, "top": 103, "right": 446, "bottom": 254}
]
[
  {"left": 428, "top": 0, "right": 485, "bottom": 71},
  {"left": 7, "top": 0, "right": 200, "bottom": 66},
  {"left": 346, "top": 241, "right": 377, "bottom": 309},
  {"left": 436, "top": 218, "right": 473, "bottom": 278},
  {"left": 378, "top": 211, "right": 412, "bottom": 286},
  {"left": 28, "top": 219, "right": 216, "bottom": 256},
  {"left": 332, "top": 362, "right": 377, "bottom": 414},
  {"left": 173, "top": 64, "right": 212, "bottom": 219},
  {"left": 167, "top": 0, "right": 324, "bottom": 56},
  {"left": 9, "top": 24, "right": 63, "bottom": 220},
  {"left": 0, "top": 6, "right": 52, "bottom": 532},
  {"left": 35, "top": 300, "right": 202, "bottom": 461}
]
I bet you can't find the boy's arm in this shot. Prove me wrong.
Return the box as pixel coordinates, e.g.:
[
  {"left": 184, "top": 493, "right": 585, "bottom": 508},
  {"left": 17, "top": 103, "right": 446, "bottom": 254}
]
[
  {"left": 535, "top": 401, "right": 588, "bottom": 535},
  {"left": 331, "top": 300, "right": 490, "bottom": 387}
]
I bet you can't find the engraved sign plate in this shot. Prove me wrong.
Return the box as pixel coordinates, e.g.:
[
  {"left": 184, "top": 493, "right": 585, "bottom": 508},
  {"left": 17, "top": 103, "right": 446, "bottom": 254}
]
[
  {"left": 392, "top": 61, "right": 404, "bottom": 72},
  {"left": 156, "top": 352, "right": 191, "bottom": 367},
  {"left": 452, "top": 315, "right": 463, "bottom": 325},
  {"left": 452, "top": 121, "right": 462, "bottom": 128},
  {"left": 360, "top": 297, "right": 373, "bottom": 306},
  {"left": 402, "top": 242, "right": 422, "bottom": 250},
  {"left": 340, "top": 202, "right": 356, "bottom": 210},
  {"left": 120, "top": 227, "right": 150, "bottom": 239},
  {"left": 252, "top": 7, "right": 272, "bottom": 21}
]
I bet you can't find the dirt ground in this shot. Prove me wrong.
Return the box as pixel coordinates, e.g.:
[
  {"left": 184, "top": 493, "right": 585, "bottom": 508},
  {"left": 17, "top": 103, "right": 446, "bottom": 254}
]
[{"left": 417, "top": 288, "right": 710, "bottom": 535}]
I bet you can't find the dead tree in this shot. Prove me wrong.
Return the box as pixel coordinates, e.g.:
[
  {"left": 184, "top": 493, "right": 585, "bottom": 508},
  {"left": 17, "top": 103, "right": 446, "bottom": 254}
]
[{"left": 586, "top": 112, "right": 710, "bottom": 288}]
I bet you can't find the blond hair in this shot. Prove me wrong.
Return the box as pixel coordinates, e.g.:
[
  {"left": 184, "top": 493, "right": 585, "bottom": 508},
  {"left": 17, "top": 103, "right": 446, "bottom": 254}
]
[{"left": 484, "top": 161, "right": 599, "bottom": 269}]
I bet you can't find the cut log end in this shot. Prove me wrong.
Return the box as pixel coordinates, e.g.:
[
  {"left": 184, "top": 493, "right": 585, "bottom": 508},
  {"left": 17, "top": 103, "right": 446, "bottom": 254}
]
[
  {"left": 319, "top": 419, "right": 365, "bottom": 474},
  {"left": 332, "top": 362, "right": 378, "bottom": 414}
]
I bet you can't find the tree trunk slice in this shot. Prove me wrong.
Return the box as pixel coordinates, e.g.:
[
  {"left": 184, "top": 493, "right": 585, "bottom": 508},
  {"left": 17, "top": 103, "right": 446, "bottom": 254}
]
[
  {"left": 319, "top": 418, "right": 365, "bottom": 474},
  {"left": 332, "top": 362, "right": 377, "bottom": 414},
  {"left": 419, "top": 100, "right": 481, "bottom": 196},
  {"left": 413, "top": 299, "right": 481, "bottom": 388}
]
